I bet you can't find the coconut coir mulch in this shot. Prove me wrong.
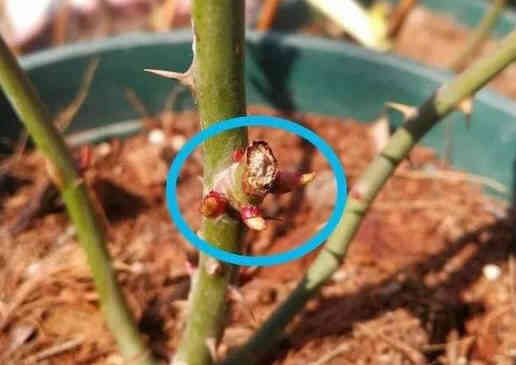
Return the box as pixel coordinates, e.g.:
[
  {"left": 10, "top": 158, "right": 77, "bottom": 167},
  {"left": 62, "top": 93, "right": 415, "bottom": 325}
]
[{"left": 0, "top": 103, "right": 514, "bottom": 364}]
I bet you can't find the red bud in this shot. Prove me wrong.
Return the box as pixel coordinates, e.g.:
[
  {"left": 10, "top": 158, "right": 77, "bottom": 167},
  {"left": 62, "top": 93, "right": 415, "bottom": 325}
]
[
  {"left": 240, "top": 205, "right": 266, "bottom": 231},
  {"left": 200, "top": 191, "right": 228, "bottom": 218},
  {"left": 271, "top": 170, "right": 316, "bottom": 194},
  {"left": 232, "top": 147, "right": 245, "bottom": 162}
]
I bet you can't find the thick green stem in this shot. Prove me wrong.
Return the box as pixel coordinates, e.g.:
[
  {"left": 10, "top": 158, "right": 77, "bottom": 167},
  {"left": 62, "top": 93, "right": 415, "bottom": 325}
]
[
  {"left": 220, "top": 27, "right": 516, "bottom": 365},
  {"left": 0, "top": 37, "right": 156, "bottom": 365},
  {"left": 172, "top": 1, "right": 247, "bottom": 365}
]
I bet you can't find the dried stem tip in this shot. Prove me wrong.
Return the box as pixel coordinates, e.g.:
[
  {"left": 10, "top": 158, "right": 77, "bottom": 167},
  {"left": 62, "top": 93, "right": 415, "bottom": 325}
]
[
  {"left": 240, "top": 205, "right": 266, "bottom": 231},
  {"left": 271, "top": 170, "right": 316, "bottom": 194},
  {"left": 200, "top": 191, "right": 228, "bottom": 218},
  {"left": 243, "top": 141, "right": 278, "bottom": 199}
]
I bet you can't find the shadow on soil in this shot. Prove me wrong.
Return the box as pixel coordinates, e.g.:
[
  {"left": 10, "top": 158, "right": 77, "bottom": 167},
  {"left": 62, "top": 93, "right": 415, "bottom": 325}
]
[{"left": 267, "top": 160, "right": 516, "bottom": 363}]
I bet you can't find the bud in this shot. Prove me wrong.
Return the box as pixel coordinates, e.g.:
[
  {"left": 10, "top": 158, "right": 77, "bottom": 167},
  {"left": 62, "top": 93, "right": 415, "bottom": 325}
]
[
  {"left": 200, "top": 191, "right": 228, "bottom": 218},
  {"left": 271, "top": 170, "right": 316, "bottom": 194},
  {"left": 240, "top": 205, "right": 266, "bottom": 231},
  {"left": 232, "top": 147, "right": 245, "bottom": 162}
]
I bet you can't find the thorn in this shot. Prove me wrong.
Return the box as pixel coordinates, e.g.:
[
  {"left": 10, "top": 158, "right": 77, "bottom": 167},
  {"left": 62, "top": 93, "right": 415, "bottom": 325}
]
[
  {"left": 200, "top": 191, "right": 228, "bottom": 218},
  {"left": 458, "top": 96, "right": 474, "bottom": 129},
  {"left": 385, "top": 102, "right": 417, "bottom": 119},
  {"left": 145, "top": 67, "right": 194, "bottom": 89}
]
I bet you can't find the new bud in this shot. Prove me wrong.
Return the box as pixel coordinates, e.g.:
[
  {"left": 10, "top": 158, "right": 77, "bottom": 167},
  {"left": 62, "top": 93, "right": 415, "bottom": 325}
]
[
  {"left": 232, "top": 147, "right": 245, "bottom": 162},
  {"left": 200, "top": 191, "right": 228, "bottom": 218},
  {"left": 271, "top": 170, "right": 316, "bottom": 194},
  {"left": 240, "top": 205, "right": 266, "bottom": 231}
]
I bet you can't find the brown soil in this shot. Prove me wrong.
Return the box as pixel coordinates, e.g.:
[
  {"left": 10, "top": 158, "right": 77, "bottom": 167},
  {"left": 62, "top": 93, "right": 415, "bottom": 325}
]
[
  {"left": 395, "top": 6, "right": 516, "bottom": 99},
  {"left": 0, "top": 104, "right": 513, "bottom": 365},
  {"left": 2, "top": 4, "right": 516, "bottom": 365}
]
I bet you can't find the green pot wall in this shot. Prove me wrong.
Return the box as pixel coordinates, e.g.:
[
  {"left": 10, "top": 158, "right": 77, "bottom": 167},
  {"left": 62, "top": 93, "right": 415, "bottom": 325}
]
[
  {"left": 3, "top": 0, "right": 516, "bottom": 201},
  {"left": 2, "top": 31, "right": 515, "bottom": 199}
]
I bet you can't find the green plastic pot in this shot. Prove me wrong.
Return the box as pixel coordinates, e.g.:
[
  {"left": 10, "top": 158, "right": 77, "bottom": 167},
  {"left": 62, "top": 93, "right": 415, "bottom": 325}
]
[{"left": 2, "top": 31, "right": 515, "bottom": 199}]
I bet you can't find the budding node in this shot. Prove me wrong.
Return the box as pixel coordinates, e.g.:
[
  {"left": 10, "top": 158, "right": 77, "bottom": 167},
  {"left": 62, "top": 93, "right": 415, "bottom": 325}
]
[
  {"left": 232, "top": 147, "right": 245, "bottom": 162},
  {"left": 271, "top": 170, "right": 316, "bottom": 194},
  {"left": 240, "top": 205, "right": 266, "bottom": 231},
  {"left": 243, "top": 141, "right": 278, "bottom": 200},
  {"left": 200, "top": 191, "right": 228, "bottom": 218}
]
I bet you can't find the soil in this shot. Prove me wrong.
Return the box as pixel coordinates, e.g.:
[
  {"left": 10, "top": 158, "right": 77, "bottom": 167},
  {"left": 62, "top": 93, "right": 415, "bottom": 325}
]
[
  {"left": 0, "top": 103, "right": 514, "bottom": 365},
  {"left": 394, "top": 6, "right": 516, "bottom": 100},
  {"left": 2, "top": 4, "right": 516, "bottom": 365}
]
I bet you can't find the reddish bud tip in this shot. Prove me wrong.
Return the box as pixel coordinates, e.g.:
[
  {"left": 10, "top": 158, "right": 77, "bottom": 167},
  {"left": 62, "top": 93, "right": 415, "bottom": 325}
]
[
  {"left": 299, "top": 172, "right": 316, "bottom": 185},
  {"left": 240, "top": 205, "right": 266, "bottom": 231},
  {"left": 200, "top": 191, "right": 228, "bottom": 218},
  {"left": 232, "top": 147, "right": 245, "bottom": 162},
  {"left": 271, "top": 170, "right": 316, "bottom": 194}
]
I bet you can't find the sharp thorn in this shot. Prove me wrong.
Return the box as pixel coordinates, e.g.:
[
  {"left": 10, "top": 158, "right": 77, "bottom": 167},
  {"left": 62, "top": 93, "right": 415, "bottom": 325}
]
[
  {"left": 145, "top": 68, "right": 194, "bottom": 88},
  {"left": 385, "top": 102, "right": 417, "bottom": 119},
  {"left": 458, "top": 96, "right": 474, "bottom": 129}
]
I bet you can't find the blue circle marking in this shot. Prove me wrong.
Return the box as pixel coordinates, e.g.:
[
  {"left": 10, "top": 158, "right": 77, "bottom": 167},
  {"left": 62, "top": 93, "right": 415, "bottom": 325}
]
[{"left": 166, "top": 116, "right": 347, "bottom": 267}]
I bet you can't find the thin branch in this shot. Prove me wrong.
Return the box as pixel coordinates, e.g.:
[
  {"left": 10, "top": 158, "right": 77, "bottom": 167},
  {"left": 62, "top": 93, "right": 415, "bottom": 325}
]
[
  {"left": 220, "top": 26, "right": 516, "bottom": 365},
  {"left": 448, "top": 0, "right": 507, "bottom": 72},
  {"left": 0, "top": 36, "right": 157, "bottom": 365},
  {"left": 444, "top": 0, "right": 506, "bottom": 164}
]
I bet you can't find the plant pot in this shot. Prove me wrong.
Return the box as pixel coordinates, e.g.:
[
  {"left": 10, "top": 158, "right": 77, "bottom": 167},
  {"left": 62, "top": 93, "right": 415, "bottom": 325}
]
[{"left": 2, "top": 31, "right": 515, "bottom": 198}]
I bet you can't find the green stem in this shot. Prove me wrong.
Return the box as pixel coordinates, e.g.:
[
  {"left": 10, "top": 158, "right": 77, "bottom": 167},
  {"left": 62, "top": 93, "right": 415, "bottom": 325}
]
[
  {"left": 445, "top": 0, "right": 505, "bottom": 164},
  {"left": 448, "top": 0, "right": 506, "bottom": 72},
  {"left": 0, "top": 37, "right": 157, "bottom": 365},
  {"left": 172, "top": 1, "right": 247, "bottom": 365},
  {"left": 220, "top": 27, "right": 516, "bottom": 365}
]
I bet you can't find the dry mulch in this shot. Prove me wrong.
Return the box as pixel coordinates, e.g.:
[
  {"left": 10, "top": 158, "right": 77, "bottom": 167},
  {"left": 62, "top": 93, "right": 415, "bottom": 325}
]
[
  {"left": 2, "top": 4, "right": 516, "bottom": 365},
  {"left": 395, "top": 5, "right": 516, "bottom": 99},
  {"left": 0, "top": 103, "right": 513, "bottom": 364}
]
